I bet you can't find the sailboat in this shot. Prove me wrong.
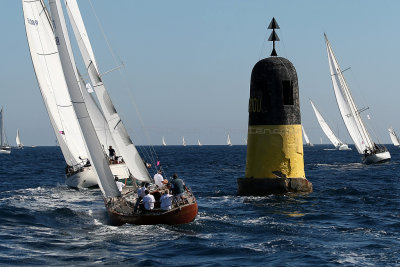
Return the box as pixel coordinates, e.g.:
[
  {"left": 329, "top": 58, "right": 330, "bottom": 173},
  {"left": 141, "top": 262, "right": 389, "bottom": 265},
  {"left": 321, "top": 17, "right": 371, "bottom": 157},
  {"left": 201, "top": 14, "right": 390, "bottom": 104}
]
[
  {"left": 162, "top": 136, "right": 167, "bottom": 146},
  {"left": 182, "top": 136, "right": 187, "bottom": 146},
  {"left": 310, "top": 100, "right": 351, "bottom": 150},
  {"left": 227, "top": 134, "right": 232, "bottom": 146},
  {"left": 23, "top": 0, "right": 197, "bottom": 225},
  {"left": 388, "top": 127, "right": 400, "bottom": 147},
  {"left": 325, "top": 34, "right": 390, "bottom": 164},
  {"left": 16, "top": 129, "right": 23, "bottom": 149},
  {"left": 23, "top": 0, "right": 136, "bottom": 188},
  {"left": 301, "top": 126, "right": 313, "bottom": 146},
  {"left": 197, "top": 139, "right": 202, "bottom": 146},
  {"left": 0, "top": 108, "right": 11, "bottom": 154}
]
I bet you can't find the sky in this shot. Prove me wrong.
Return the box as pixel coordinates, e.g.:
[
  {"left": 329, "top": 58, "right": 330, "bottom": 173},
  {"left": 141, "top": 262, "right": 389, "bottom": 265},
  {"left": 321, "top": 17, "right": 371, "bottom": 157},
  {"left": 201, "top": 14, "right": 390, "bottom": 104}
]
[{"left": 1, "top": 0, "right": 400, "bottom": 146}]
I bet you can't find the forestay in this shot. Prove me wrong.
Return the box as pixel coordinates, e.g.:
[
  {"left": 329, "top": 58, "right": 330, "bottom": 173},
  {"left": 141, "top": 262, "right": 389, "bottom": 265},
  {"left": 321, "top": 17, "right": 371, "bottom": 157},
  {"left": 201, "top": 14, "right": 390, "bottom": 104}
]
[
  {"left": 64, "top": 0, "right": 151, "bottom": 183},
  {"left": 22, "top": 0, "right": 88, "bottom": 166},
  {"left": 310, "top": 100, "right": 343, "bottom": 148},
  {"left": 325, "top": 34, "right": 374, "bottom": 154},
  {"left": 49, "top": 0, "right": 120, "bottom": 197}
]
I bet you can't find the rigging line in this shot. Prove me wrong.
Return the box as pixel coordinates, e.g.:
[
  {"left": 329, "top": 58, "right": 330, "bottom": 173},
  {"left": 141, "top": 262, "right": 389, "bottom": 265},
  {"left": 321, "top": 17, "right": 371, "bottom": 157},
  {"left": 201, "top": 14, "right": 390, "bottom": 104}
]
[{"left": 87, "top": 0, "right": 159, "bottom": 167}]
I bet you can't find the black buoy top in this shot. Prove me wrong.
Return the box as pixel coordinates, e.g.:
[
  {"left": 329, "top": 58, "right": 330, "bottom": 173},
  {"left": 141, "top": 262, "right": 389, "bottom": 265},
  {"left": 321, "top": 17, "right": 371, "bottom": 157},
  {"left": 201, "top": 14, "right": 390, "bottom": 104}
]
[{"left": 248, "top": 57, "right": 301, "bottom": 126}]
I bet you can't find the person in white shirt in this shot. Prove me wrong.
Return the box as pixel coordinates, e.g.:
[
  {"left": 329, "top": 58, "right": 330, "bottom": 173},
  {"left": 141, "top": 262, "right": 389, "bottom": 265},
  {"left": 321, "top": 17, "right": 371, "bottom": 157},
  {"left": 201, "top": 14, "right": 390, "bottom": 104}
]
[
  {"left": 153, "top": 170, "right": 164, "bottom": 187},
  {"left": 143, "top": 190, "right": 155, "bottom": 210},
  {"left": 115, "top": 177, "right": 125, "bottom": 192},
  {"left": 160, "top": 190, "right": 173, "bottom": 211}
]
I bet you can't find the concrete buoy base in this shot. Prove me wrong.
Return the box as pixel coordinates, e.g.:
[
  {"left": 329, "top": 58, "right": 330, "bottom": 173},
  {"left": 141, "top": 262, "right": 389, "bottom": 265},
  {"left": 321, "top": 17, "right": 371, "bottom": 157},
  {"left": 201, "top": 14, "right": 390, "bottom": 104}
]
[{"left": 237, "top": 177, "right": 312, "bottom": 196}]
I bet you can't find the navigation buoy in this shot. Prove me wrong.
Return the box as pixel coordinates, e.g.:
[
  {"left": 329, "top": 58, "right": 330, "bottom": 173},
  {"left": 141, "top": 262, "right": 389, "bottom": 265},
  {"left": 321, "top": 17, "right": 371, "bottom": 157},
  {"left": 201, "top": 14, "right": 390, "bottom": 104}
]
[{"left": 237, "top": 18, "right": 312, "bottom": 195}]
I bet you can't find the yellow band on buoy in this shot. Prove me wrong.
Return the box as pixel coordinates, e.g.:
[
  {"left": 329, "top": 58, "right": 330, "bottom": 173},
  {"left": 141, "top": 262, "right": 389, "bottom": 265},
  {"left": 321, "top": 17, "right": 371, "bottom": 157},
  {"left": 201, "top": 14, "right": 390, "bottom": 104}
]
[{"left": 245, "top": 124, "right": 305, "bottom": 179}]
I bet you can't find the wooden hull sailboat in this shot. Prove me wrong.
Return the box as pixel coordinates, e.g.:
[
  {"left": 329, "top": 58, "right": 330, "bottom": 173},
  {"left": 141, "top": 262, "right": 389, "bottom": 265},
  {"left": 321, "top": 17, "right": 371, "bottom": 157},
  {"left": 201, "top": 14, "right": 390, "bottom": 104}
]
[
  {"left": 325, "top": 34, "right": 390, "bottom": 164},
  {"left": 22, "top": 0, "right": 197, "bottom": 225},
  {"left": 106, "top": 189, "right": 198, "bottom": 225}
]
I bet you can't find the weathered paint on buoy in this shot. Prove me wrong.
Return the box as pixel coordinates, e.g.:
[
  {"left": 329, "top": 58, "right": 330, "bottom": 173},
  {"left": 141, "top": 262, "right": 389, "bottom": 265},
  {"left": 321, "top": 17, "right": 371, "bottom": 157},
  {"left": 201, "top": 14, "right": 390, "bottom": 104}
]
[{"left": 237, "top": 56, "right": 313, "bottom": 195}]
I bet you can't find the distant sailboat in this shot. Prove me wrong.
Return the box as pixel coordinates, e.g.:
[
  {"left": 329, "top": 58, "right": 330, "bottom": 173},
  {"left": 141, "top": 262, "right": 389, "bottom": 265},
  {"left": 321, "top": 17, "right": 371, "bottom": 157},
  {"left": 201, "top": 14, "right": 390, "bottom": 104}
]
[
  {"left": 16, "top": 129, "right": 23, "bottom": 149},
  {"left": 162, "top": 136, "right": 167, "bottom": 146},
  {"left": 320, "top": 137, "right": 323, "bottom": 144},
  {"left": 310, "top": 100, "right": 351, "bottom": 150},
  {"left": 325, "top": 33, "right": 390, "bottom": 164},
  {"left": 388, "top": 127, "right": 400, "bottom": 147},
  {"left": 0, "top": 108, "right": 11, "bottom": 154},
  {"left": 227, "top": 134, "right": 232, "bottom": 146},
  {"left": 198, "top": 139, "right": 202, "bottom": 146},
  {"left": 302, "top": 126, "right": 313, "bottom": 146},
  {"left": 182, "top": 136, "right": 187, "bottom": 146}
]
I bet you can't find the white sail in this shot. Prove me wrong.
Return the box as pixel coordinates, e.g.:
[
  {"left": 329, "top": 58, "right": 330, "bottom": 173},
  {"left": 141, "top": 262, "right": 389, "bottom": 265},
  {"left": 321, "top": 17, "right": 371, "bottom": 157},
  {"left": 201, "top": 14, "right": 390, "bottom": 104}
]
[
  {"left": 301, "top": 126, "right": 313, "bottom": 146},
  {"left": 198, "top": 139, "right": 202, "bottom": 146},
  {"left": 0, "top": 108, "right": 9, "bottom": 147},
  {"left": 388, "top": 127, "right": 400, "bottom": 147},
  {"left": 16, "top": 129, "right": 23, "bottom": 148},
  {"left": 310, "top": 100, "right": 345, "bottom": 149},
  {"left": 227, "top": 134, "right": 232, "bottom": 146},
  {"left": 22, "top": 0, "right": 88, "bottom": 167},
  {"left": 182, "top": 136, "right": 186, "bottom": 146},
  {"left": 162, "top": 136, "right": 166, "bottom": 146},
  {"left": 64, "top": 0, "right": 151, "bottom": 183},
  {"left": 48, "top": 0, "right": 120, "bottom": 197}
]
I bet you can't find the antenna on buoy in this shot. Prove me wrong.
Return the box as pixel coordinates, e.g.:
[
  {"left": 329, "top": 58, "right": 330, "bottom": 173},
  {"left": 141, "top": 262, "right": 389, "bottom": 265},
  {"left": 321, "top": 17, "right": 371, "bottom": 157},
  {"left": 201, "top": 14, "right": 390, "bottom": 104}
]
[{"left": 268, "top": 17, "right": 280, "bottom": 57}]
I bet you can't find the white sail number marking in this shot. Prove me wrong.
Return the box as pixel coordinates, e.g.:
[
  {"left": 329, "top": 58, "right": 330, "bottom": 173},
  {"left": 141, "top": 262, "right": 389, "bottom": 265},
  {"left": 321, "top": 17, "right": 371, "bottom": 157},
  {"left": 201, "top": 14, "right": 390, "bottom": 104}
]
[{"left": 27, "top": 18, "right": 38, "bottom": 26}]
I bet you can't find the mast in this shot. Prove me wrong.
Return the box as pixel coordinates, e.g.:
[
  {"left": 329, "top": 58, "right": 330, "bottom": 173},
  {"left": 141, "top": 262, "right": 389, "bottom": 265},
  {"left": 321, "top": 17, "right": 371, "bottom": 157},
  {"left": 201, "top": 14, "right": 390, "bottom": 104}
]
[
  {"left": 64, "top": 0, "right": 151, "bottom": 183},
  {"left": 49, "top": 0, "right": 120, "bottom": 197}
]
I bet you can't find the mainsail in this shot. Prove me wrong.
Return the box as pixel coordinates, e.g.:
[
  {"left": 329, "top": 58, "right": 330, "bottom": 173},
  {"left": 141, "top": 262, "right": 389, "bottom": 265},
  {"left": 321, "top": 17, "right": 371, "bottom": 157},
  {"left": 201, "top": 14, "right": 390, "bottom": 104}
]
[
  {"left": 48, "top": 0, "right": 120, "bottom": 197},
  {"left": 64, "top": 0, "right": 151, "bottom": 183},
  {"left": 16, "top": 129, "right": 23, "bottom": 148},
  {"left": 162, "top": 136, "right": 166, "bottom": 146},
  {"left": 310, "top": 100, "right": 345, "bottom": 148},
  {"left": 182, "top": 136, "right": 186, "bottom": 146},
  {"left": 388, "top": 127, "right": 400, "bottom": 147},
  {"left": 0, "top": 108, "right": 9, "bottom": 147},
  {"left": 302, "top": 126, "right": 312, "bottom": 146},
  {"left": 227, "top": 134, "right": 232, "bottom": 146},
  {"left": 22, "top": 0, "right": 88, "bottom": 167},
  {"left": 325, "top": 34, "right": 375, "bottom": 154}
]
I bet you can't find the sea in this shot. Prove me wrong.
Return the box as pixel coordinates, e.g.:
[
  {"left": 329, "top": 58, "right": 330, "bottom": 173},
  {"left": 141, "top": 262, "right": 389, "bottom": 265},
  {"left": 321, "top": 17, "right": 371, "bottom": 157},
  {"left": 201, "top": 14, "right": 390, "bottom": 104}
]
[{"left": 0, "top": 145, "right": 399, "bottom": 266}]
